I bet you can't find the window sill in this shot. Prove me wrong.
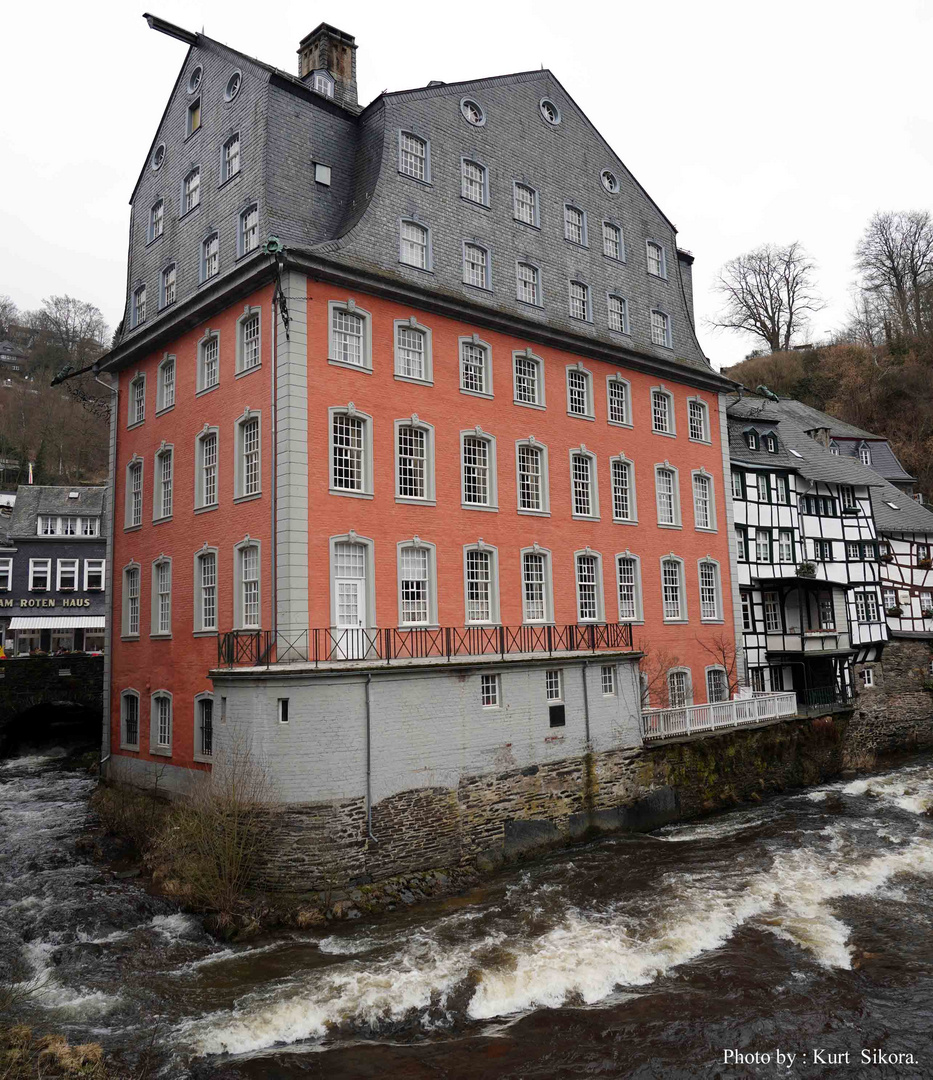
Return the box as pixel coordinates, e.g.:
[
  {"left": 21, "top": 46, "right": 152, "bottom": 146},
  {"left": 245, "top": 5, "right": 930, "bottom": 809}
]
[
  {"left": 516, "top": 299, "right": 545, "bottom": 312},
  {"left": 461, "top": 503, "right": 499, "bottom": 512},
  {"left": 662, "top": 619, "right": 689, "bottom": 625},
  {"left": 700, "top": 618, "right": 725, "bottom": 625},
  {"left": 217, "top": 171, "right": 242, "bottom": 192},
  {"left": 461, "top": 195, "right": 490, "bottom": 211},
  {"left": 396, "top": 496, "right": 437, "bottom": 506},
  {"left": 612, "top": 517, "right": 639, "bottom": 526},
  {"left": 652, "top": 429, "right": 677, "bottom": 438},
  {"left": 234, "top": 492, "right": 262, "bottom": 505},
  {"left": 198, "top": 275, "right": 220, "bottom": 289},
  {"left": 647, "top": 271, "right": 669, "bottom": 282},
  {"left": 155, "top": 405, "right": 175, "bottom": 417},
  {"left": 398, "top": 260, "right": 434, "bottom": 275},
  {"left": 193, "top": 752, "right": 213, "bottom": 765},
  {"left": 394, "top": 374, "right": 434, "bottom": 387},
  {"left": 179, "top": 205, "right": 201, "bottom": 222},
  {"left": 146, "top": 234, "right": 163, "bottom": 248},
  {"left": 564, "top": 238, "right": 589, "bottom": 250},
  {"left": 513, "top": 217, "right": 541, "bottom": 230},
  {"left": 567, "top": 411, "right": 595, "bottom": 421},
  {"left": 657, "top": 523, "right": 683, "bottom": 530},
  {"left": 193, "top": 629, "right": 219, "bottom": 638},
  {"left": 150, "top": 746, "right": 173, "bottom": 758},
  {"left": 127, "top": 420, "right": 144, "bottom": 431},
  {"left": 150, "top": 633, "right": 172, "bottom": 641},
  {"left": 603, "top": 253, "right": 627, "bottom": 265},
  {"left": 695, "top": 526, "right": 718, "bottom": 534},
  {"left": 236, "top": 364, "right": 262, "bottom": 379},
  {"left": 397, "top": 172, "right": 433, "bottom": 187},
  {"left": 463, "top": 281, "right": 493, "bottom": 294},
  {"left": 608, "top": 420, "right": 634, "bottom": 430},
  {"left": 689, "top": 438, "right": 713, "bottom": 446},
  {"left": 329, "top": 488, "right": 374, "bottom": 500},
  {"left": 124, "top": 525, "right": 142, "bottom": 533},
  {"left": 517, "top": 508, "right": 550, "bottom": 517},
  {"left": 572, "top": 514, "right": 600, "bottom": 522},
  {"left": 460, "top": 388, "right": 494, "bottom": 400},
  {"left": 196, "top": 383, "right": 219, "bottom": 398},
  {"left": 120, "top": 635, "right": 140, "bottom": 642},
  {"left": 152, "top": 515, "right": 173, "bottom": 526},
  {"left": 514, "top": 399, "right": 546, "bottom": 411},
  {"left": 328, "top": 358, "right": 373, "bottom": 374},
  {"left": 195, "top": 504, "right": 218, "bottom": 515},
  {"left": 400, "top": 623, "right": 440, "bottom": 632},
  {"left": 119, "top": 743, "right": 140, "bottom": 753}
]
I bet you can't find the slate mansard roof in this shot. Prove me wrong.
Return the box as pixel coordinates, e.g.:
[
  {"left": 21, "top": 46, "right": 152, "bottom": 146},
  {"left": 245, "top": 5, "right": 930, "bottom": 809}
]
[
  {"left": 105, "top": 17, "right": 728, "bottom": 391},
  {"left": 869, "top": 480, "right": 933, "bottom": 536},
  {"left": 7, "top": 486, "right": 108, "bottom": 540}
]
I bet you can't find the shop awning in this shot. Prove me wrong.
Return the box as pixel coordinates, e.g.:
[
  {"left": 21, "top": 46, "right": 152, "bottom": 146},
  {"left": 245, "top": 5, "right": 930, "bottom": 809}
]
[{"left": 8, "top": 616, "right": 105, "bottom": 630}]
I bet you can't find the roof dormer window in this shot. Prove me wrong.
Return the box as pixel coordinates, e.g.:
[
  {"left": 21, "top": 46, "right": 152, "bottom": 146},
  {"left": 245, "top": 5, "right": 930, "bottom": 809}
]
[
  {"left": 312, "top": 71, "right": 334, "bottom": 97},
  {"left": 859, "top": 443, "right": 872, "bottom": 466},
  {"left": 745, "top": 429, "right": 759, "bottom": 450},
  {"left": 764, "top": 431, "right": 778, "bottom": 453},
  {"left": 829, "top": 440, "right": 840, "bottom": 456}
]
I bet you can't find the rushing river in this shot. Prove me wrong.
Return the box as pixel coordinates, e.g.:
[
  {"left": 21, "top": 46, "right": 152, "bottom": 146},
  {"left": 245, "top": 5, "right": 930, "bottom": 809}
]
[{"left": 3, "top": 748, "right": 933, "bottom": 1078}]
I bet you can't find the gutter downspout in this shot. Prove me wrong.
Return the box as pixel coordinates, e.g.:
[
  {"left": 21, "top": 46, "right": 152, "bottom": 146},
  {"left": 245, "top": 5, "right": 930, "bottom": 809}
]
[
  {"left": 270, "top": 264, "right": 278, "bottom": 648},
  {"left": 94, "top": 369, "right": 118, "bottom": 770},
  {"left": 365, "top": 673, "right": 378, "bottom": 844},
  {"left": 581, "top": 659, "right": 591, "bottom": 746}
]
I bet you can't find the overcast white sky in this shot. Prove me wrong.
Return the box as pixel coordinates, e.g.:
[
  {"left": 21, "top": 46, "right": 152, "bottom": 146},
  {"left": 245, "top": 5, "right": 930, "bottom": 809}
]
[{"left": 3, "top": 0, "right": 931, "bottom": 368}]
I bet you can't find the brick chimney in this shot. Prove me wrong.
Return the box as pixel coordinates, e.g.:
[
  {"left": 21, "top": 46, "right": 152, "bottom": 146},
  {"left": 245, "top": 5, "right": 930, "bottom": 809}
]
[{"left": 298, "top": 23, "right": 357, "bottom": 108}]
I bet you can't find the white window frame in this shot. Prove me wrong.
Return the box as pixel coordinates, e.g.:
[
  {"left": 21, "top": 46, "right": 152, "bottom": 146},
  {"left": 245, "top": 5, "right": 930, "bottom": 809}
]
[
  {"left": 650, "top": 308, "right": 672, "bottom": 349},
  {"left": 668, "top": 668, "right": 693, "bottom": 708},
  {"left": 546, "top": 668, "right": 564, "bottom": 702},
  {"left": 655, "top": 462, "right": 682, "bottom": 528},
  {"left": 222, "top": 130, "right": 241, "bottom": 183},
  {"left": 651, "top": 387, "right": 675, "bottom": 435},
  {"left": 568, "top": 280, "right": 591, "bottom": 322},
  {"left": 607, "top": 293, "right": 630, "bottom": 335},
  {"left": 616, "top": 551, "right": 644, "bottom": 622},
  {"left": 397, "top": 539, "right": 439, "bottom": 627},
  {"left": 122, "top": 562, "right": 141, "bottom": 639},
  {"left": 601, "top": 665, "right": 616, "bottom": 696},
  {"left": 660, "top": 555, "right": 687, "bottom": 623},
  {"left": 399, "top": 218, "right": 432, "bottom": 271},
  {"left": 566, "top": 363, "right": 595, "bottom": 419},
  {"left": 460, "top": 157, "right": 489, "bottom": 205},
  {"left": 328, "top": 533, "right": 376, "bottom": 634},
  {"left": 706, "top": 666, "right": 729, "bottom": 704},
  {"left": 393, "top": 317, "right": 434, "bottom": 384},
  {"left": 197, "top": 331, "right": 220, "bottom": 393},
  {"left": 150, "top": 691, "right": 173, "bottom": 756},
  {"left": 153, "top": 443, "right": 174, "bottom": 521},
  {"left": 458, "top": 335, "right": 493, "bottom": 398},
  {"left": 128, "top": 372, "right": 146, "bottom": 427},
  {"left": 329, "top": 406, "right": 374, "bottom": 498},
  {"left": 687, "top": 398, "right": 710, "bottom": 443},
  {"left": 125, "top": 457, "right": 143, "bottom": 529},
  {"left": 607, "top": 374, "right": 632, "bottom": 427},
  {"left": 516, "top": 261, "right": 542, "bottom": 307},
  {"left": 183, "top": 166, "right": 201, "bottom": 215},
  {"left": 513, "top": 181, "right": 540, "bottom": 227},
  {"left": 327, "top": 300, "right": 373, "bottom": 372},
  {"left": 515, "top": 439, "right": 550, "bottom": 516},
  {"left": 120, "top": 689, "right": 140, "bottom": 750},
  {"left": 394, "top": 416, "right": 436, "bottom": 504},
  {"left": 602, "top": 220, "right": 625, "bottom": 261},
  {"left": 463, "top": 542, "right": 500, "bottom": 626},
  {"left": 646, "top": 239, "right": 668, "bottom": 278},
  {"left": 860, "top": 667, "right": 874, "bottom": 688},
  {"left": 236, "top": 306, "right": 262, "bottom": 374},
  {"left": 83, "top": 559, "right": 105, "bottom": 591},
  {"left": 520, "top": 545, "right": 555, "bottom": 624},
  {"left": 200, "top": 231, "right": 219, "bottom": 283},
  {"left": 159, "top": 263, "right": 176, "bottom": 309},
  {"left": 148, "top": 199, "right": 163, "bottom": 243},
  {"left": 156, "top": 354, "right": 175, "bottom": 412},
  {"left": 610, "top": 455, "right": 637, "bottom": 523},
  {"left": 698, "top": 558, "right": 723, "bottom": 622},
  {"left": 460, "top": 428, "right": 498, "bottom": 510},
  {"left": 194, "top": 546, "right": 219, "bottom": 634},
  {"left": 56, "top": 558, "right": 79, "bottom": 592},
  {"left": 235, "top": 538, "right": 262, "bottom": 630},
  {"left": 512, "top": 349, "right": 545, "bottom": 408},
  {"left": 778, "top": 529, "right": 794, "bottom": 563},
  {"left": 151, "top": 556, "right": 172, "bottom": 638},
  {"left": 691, "top": 469, "right": 716, "bottom": 532},
  {"left": 234, "top": 409, "right": 262, "bottom": 501},
  {"left": 563, "top": 203, "right": 588, "bottom": 246},
  {"left": 574, "top": 548, "right": 605, "bottom": 624},
  {"left": 239, "top": 204, "right": 259, "bottom": 257},
  {"left": 195, "top": 426, "right": 219, "bottom": 511},
  {"left": 480, "top": 672, "right": 501, "bottom": 708},
  {"left": 398, "top": 130, "right": 431, "bottom": 183},
  {"left": 132, "top": 284, "right": 147, "bottom": 327},
  {"left": 462, "top": 241, "right": 491, "bottom": 290},
  {"left": 569, "top": 447, "right": 600, "bottom": 520}
]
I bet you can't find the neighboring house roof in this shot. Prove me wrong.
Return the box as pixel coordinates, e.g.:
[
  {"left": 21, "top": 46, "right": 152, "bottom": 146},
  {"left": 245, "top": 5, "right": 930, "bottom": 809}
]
[
  {"left": 830, "top": 438, "right": 916, "bottom": 484},
  {"left": 8, "top": 485, "right": 107, "bottom": 539},
  {"left": 869, "top": 479, "right": 933, "bottom": 535},
  {"left": 0, "top": 340, "right": 27, "bottom": 361},
  {"left": 769, "top": 399, "right": 878, "bottom": 439}
]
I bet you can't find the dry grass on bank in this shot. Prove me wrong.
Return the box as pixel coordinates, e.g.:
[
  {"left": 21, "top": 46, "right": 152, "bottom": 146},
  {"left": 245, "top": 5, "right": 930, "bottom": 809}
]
[
  {"left": 1, "top": 1025, "right": 109, "bottom": 1079},
  {"left": 92, "top": 742, "right": 272, "bottom": 927}
]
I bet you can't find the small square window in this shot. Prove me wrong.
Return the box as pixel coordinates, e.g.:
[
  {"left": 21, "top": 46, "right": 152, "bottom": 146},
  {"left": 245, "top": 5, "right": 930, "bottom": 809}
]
[
  {"left": 481, "top": 673, "right": 500, "bottom": 707},
  {"left": 314, "top": 163, "right": 332, "bottom": 186},
  {"left": 601, "top": 665, "right": 615, "bottom": 696},
  {"left": 545, "top": 669, "right": 562, "bottom": 701},
  {"left": 859, "top": 668, "right": 874, "bottom": 688}
]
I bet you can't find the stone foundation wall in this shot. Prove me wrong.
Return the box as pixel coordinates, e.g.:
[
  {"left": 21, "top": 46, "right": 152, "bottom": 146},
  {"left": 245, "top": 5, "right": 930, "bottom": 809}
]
[
  {"left": 253, "top": 713, "right": 849, "bottom": 892},
  {"left": 851, "top": 639, "right": 933, "bottom": 753}
]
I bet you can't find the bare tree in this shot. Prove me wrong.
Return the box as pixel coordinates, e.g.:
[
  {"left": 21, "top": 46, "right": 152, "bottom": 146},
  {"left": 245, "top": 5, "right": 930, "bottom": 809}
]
[
  {"left": 0, "top": 294, "right": 18, "bottom": 339},
  {"left": 855, "top": 210, "right": 933, "bottom": 345},
  {"left": 638, "top": 640, "right": 682, "bottom": 709},
  {"left": 698, "top": 633, "right": 744, "bottom": 698},
  {"left": 709, "top": 241, "right": 824, "bottom": 352}
]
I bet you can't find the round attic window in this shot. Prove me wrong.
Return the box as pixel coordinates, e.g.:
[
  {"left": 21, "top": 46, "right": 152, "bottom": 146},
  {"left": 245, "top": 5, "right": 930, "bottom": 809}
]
[
  {"left": 188, "top": 66, "right": 203, "bottom": 94},
  {"left": 151, "top": 143, "right": 166, "bottom": 171},
  {"left": 460, "top": 98, "right": 485, "bottom": 126},
  {"left": 601, "top": 169, "right": 619, "bottom": 193},
  {"left": 225, "top": 70, "right": 242, "bottom": 102},
  {"left": 539, "top": 98, "right": 561, "bottom": 125}
]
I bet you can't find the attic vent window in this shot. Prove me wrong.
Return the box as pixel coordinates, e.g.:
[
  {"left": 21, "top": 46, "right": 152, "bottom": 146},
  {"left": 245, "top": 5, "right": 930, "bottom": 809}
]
[
  {"left": 151, "top": 144, "right": 165, "bottom": 171},
  {"left": 601, "top": 169, "right": 619, "bottom": 193},
  {"left": 314, "top": 163, "right": 332, "bottom": 186},
  {"left": 788, "top": 448, "right": 802, "bottom": 457},
  {"left": 539, "top": 98, "right": 561, "bottom": 125},
  {"left": 188, "top": 66, "right": 203, "bottom": 94},
  {"left": 885, "top": 501, "right": 900, "bottom": 510},
  {"left": 312, "top": 72, "right": 334, "bottom": 97},
  {"left": 225, "top": 71, "right": 242, "bottom": 102},
  {"left": 460, "top": 98, "right": 485, "bottom": 126}
]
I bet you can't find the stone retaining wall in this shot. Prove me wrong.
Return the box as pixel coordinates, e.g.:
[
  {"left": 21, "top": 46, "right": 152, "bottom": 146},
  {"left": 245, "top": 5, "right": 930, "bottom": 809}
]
[{"left": 852, "top": 639, "right": 933, "bottom": 754}]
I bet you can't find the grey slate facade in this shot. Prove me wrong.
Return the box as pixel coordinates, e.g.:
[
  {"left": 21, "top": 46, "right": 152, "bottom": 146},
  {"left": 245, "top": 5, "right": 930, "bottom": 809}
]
[
  {"left": 0, "top": 486, "right": 108, "bottom": 654},
  {"left": 114, "top": 18, "right": 717, "bottom": 391}
]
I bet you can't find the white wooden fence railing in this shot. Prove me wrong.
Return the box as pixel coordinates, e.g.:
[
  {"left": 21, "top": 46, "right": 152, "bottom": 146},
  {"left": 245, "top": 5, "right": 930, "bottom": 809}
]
[{"left": 642, "top": 691, "right": 799, "bottom": 743}]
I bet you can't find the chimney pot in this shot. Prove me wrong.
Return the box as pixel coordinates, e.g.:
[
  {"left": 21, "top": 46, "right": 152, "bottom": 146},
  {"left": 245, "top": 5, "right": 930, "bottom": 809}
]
[{"left": 298, "top": 22, "right": 358, "bottom": 108}]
